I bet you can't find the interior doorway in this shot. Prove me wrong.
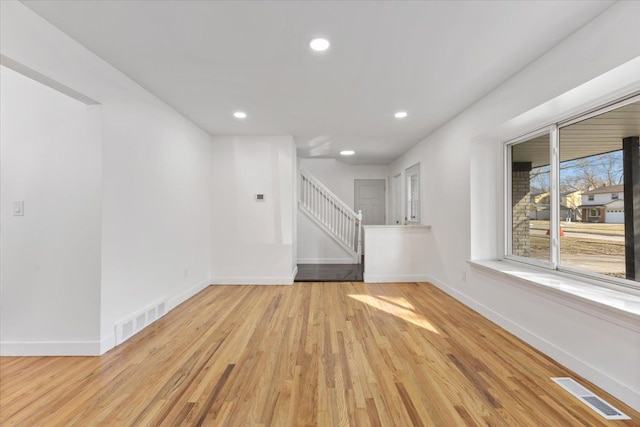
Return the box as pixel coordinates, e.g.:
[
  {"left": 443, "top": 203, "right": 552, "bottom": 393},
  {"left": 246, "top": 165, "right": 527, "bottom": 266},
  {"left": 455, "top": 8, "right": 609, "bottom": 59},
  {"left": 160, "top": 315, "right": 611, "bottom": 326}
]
[
  {"left": 355, "top": 179, "right": 386, "bottom": 224},
  {"left": 354, "top": 179, "right": 386, "bottom": 255}
]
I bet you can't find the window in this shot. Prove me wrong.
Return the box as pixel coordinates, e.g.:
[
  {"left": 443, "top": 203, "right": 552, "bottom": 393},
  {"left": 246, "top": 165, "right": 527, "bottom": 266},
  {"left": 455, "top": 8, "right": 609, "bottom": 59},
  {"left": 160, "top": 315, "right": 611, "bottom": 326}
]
[
  {"left": 506, "top": 95, "right": 640, "bottom": 289},
  {"left": 507, "top": 131, "right": 551, "bottom": 265},
  {"left": 405, "top": 163, "right": 420, "bottom": 224}
]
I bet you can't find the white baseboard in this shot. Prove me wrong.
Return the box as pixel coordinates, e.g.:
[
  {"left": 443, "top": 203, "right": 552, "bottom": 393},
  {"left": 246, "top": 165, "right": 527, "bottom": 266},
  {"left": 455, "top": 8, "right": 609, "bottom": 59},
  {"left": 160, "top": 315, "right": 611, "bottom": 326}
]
[
  {"left": 1, "top": 278, "right": 216, "bottom": 357},
  {"left": 167, "top": 278, "right": 211, "bottom": 311},
  {"left": 0, "top": 341, "right": 101, "bottom": 356},
  {"left": 424, "top": 274, "right": 640, "bottom": 413},
  {"left": 363, "top": 273, "right": 431, "bottom": 283},
  {"left": 211, "top": 277, "right": 295, "bottom": 285},
  {"left": 212, "top": 268, "right": 297, "bottom": 285},
  {"left": 100, "top": 334, "right": 115, "bottom": 355},
  {"left": 297, "top": 258, "right": 356, "bottom": 264},
  {"left": 102, "top": 278, "right": 211, "bottom": 355}
]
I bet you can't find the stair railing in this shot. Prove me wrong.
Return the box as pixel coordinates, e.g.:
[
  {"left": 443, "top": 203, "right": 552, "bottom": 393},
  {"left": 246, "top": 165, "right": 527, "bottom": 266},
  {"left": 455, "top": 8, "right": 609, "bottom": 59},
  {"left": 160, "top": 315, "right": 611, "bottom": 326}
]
[{"left": 299, "top": 169, "right": 363, "bottom": 263}]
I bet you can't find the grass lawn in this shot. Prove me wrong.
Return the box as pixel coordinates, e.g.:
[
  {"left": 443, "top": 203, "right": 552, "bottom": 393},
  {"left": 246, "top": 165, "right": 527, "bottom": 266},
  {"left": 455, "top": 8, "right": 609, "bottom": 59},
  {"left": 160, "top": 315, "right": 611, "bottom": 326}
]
[
  {"left": 529, "top": 234, "right": 625, "bottom": 278},
  {"left": 520, "top": 221, "right": 627, "bottom": 279},
  {"left": 530, "top": 220, "right": 624, "bottom": 236},
  {"left": 530, "top": 235, "right": 624, "bottom": 257}
]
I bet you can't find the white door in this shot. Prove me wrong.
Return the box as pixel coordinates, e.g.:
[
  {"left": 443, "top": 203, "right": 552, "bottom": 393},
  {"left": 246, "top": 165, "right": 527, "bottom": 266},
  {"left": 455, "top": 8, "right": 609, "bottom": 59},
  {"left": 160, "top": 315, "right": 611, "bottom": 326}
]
[
  {"left": 354, "top": 179, "right": 386, "bottom": 255},
  {"left": 355, "top": 179, "right": 386, "bottom": 225}
]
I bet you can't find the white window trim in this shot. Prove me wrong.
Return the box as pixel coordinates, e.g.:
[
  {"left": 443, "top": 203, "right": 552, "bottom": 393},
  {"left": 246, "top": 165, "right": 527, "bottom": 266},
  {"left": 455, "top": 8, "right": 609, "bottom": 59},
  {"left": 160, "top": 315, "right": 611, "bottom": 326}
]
[
  {"left": 504, "top": 93, "right": 640, "bottom": 292},
  {"left": 469, "top": 259, "right": 640, "bottom": 333},
  {"left": 405, "top": 163, "right": 421, "bottom": 225},
  {"left": 504, "top": 127, "right": 555, "bottom": 270}
]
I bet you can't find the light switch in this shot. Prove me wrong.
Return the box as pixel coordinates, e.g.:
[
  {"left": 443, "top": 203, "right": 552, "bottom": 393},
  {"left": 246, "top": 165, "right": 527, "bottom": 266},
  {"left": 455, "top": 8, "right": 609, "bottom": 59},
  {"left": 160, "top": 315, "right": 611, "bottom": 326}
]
[
  {"left": 13, "top": 201, "right": 24, "bottom": 216},
  {"left": 256, "top": 194, "right": 265, "bottom": 201}
]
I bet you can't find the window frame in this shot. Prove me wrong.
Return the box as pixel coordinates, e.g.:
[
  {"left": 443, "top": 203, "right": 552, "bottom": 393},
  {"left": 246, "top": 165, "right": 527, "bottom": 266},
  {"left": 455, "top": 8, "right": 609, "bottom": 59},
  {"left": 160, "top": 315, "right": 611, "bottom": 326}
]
[
  {"left": 405, "top": 163, "right": 421, "bottom": 225},
  {"left": 504, "top": 93, "right": 640, "bottom": 291},
  {"left": 504, "top": 127, "right": 555, "bottom": 270}
]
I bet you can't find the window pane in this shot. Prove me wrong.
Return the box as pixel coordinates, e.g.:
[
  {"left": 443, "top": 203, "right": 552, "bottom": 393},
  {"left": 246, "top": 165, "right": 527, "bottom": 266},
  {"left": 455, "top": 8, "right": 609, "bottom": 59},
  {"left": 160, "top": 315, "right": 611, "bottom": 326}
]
[
  {"left": 510, "top": 133, "right": 551, "bottom": 263},
  {"left": 405, "top": 164, "right": 420, "bottom": 223},
  {"left": 559, "top": 99, "right": 640, "bottom": 283},
  {"left": 409, "top": 174, "right": 418, "bottom": 219}
]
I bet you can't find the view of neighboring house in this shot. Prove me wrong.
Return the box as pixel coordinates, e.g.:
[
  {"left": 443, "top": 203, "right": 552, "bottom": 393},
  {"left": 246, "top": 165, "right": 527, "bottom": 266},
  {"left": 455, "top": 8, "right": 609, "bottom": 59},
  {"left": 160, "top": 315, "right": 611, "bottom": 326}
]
[
  {"left": 578, "top": 184, "right": 625, "bottom": 223},
  {"left": 530, "top": 190, "right": 582, "bottom": 221}
]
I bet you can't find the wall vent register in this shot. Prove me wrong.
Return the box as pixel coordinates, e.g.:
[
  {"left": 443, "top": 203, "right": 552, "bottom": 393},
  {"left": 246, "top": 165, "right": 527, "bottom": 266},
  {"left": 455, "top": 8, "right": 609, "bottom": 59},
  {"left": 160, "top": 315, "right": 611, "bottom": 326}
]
[{"left": 551, "top": 377, "right": 630, "bottom": 420}]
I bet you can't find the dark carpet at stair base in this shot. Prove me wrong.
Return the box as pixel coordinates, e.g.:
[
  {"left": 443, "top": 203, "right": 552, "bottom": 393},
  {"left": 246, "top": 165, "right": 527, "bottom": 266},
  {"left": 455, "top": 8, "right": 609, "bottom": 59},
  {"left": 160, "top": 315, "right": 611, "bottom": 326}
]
[{"left": 295, "top": 264, "right": 363, "bottom": 282}]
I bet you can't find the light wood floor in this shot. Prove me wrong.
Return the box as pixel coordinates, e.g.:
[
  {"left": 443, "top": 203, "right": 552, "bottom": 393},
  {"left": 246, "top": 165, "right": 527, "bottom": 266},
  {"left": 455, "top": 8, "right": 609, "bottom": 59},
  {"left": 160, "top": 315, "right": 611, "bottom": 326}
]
[{"left": 1, "top": 282, "right": 638, "bottom": 426}]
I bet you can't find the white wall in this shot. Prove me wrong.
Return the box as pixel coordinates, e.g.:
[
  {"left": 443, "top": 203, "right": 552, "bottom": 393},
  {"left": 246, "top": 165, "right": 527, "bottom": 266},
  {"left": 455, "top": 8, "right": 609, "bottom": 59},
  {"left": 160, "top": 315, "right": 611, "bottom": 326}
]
[
  {"left": 298, "top": 159, "right": 388, "bottom": 263},
  {"left": 390, "top": 1, "right": 640, "bottom": 410},
  {"left": 0, "top": 66, "right": 102, "bottom": 355},
  {"left": 1, "top": 1, "right": 213, "bottom": 354},
  {"left": 300, "top": 159, "right": 389, "bottom": 208},
  {"left": 211, "top": 136, "right": 296, "bottom": 284},
  {"left": 297, "top": 213, "right": 353, "bottom": 264},
  {"left": 363, "top": 226, "right": 431, "bottom": 282},
  {"left": 99, "top": 85, "right": 212, "bottom": 348}
]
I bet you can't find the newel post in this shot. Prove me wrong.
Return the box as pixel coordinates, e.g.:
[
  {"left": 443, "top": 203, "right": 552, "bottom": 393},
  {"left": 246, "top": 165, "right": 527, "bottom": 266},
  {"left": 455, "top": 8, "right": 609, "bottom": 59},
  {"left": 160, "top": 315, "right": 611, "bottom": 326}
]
[{"left": 356, "top": 210, "right": 363, "bottom": 264}]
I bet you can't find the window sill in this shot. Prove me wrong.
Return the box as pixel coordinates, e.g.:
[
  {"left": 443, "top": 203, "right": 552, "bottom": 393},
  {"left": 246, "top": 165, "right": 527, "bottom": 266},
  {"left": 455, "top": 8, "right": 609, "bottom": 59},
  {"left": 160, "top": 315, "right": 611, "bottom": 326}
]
[{"left": 468, "top": 259, "right": 640, "bottom": 333}]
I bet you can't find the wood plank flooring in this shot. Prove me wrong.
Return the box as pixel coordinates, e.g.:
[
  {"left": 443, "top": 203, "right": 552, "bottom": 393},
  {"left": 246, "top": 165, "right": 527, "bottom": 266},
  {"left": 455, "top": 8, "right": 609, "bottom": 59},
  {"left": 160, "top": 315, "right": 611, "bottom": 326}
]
[{"left": 1, "top": 282, "right": 638, "bottom": 426}]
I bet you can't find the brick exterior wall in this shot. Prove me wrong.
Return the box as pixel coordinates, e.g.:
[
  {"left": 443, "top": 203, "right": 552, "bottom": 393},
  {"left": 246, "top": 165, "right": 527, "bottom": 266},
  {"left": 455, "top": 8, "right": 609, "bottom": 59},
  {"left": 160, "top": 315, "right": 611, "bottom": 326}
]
[
  {"left": 512, "top": 166, "right": 531, "bottom": 257},
  {"left": 581, "top": 207, "right": 605, "bottom": 223}
]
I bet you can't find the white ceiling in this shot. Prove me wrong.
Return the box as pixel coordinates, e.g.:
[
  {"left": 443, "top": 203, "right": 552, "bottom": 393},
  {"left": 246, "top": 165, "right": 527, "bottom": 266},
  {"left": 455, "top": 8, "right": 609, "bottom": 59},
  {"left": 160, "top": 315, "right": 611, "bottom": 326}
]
[{"left": 23, "top": 0, "right": 614, "bottom": 165}]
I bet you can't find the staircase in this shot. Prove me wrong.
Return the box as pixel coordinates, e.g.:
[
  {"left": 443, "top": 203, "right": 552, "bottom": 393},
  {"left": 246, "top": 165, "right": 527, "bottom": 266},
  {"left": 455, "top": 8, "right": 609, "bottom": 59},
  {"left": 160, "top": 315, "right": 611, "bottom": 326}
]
[{"left": 299, "top": 169, "right": 363, "bottom": 264}]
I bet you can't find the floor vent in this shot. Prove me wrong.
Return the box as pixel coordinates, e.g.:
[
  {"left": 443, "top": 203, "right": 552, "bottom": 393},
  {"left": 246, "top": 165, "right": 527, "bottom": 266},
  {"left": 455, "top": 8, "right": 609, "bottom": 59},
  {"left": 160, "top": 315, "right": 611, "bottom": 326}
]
[
  {"left": 114, "top": 298, "right": 168, "bottom": 346},
  {"left": 551, "top": 377, "right": 630, "bottom": 420}
]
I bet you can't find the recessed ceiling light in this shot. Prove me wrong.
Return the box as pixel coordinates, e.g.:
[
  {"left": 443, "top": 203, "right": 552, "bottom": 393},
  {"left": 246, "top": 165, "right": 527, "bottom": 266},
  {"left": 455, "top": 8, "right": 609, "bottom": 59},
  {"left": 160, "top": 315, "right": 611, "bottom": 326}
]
[
  {"left": 233, "top": 111, "right": 247, "bottom": 119},
  {"left": 309, "top": 38, "right": 330, "bottom": 52},
  {"left": 340, "top": 150, "right": 355, "bottom": 156},
  {"left": 394, "top": 111, "right": 408, "bottom": 119}
]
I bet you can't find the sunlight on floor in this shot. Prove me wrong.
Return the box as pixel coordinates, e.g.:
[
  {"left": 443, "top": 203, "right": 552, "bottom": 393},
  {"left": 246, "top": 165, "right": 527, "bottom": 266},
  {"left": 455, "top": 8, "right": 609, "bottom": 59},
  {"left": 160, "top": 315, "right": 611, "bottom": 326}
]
[
  {"left": 348, "top": 294, "right": 440, "bottom": 334},
  {"left": 375, "top": 295, "right": 416, "bottom": 310}
]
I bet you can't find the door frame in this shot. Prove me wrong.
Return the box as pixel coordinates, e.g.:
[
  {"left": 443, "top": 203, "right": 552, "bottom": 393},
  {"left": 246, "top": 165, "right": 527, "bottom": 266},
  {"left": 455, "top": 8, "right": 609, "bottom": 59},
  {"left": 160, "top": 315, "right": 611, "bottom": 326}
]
[{"left": 391, "top": 173, "right": 402, "bottom": 225}]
